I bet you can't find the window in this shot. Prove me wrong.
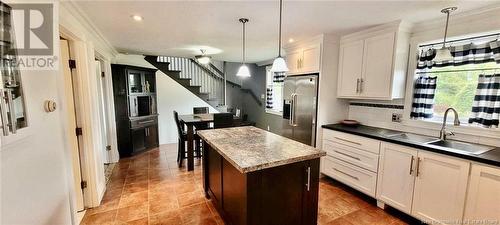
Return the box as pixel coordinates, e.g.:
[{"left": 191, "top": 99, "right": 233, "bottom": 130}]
[
  {"left": 411, "top": 35, "right": 500, "bottom": 128},
  {"left": 265, "top": 66, "right": 283, "bottom": 115}
]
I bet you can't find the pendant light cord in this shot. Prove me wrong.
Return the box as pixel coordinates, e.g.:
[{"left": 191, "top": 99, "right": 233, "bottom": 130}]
[
  {"left": 243, "top": 20, "right": 246, "bottom": 63},
  {"left": 442, "top": 11, "right": 450, "bottom": 48},
  {"left": 278, "top": 0, "right": 283, "bottom": 57}
]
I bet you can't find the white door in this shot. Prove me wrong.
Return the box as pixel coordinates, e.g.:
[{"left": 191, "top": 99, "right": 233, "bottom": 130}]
[
  {"left": 61, "top": 39, "right": 85, "bottom": 212},
  {"left": 95, "top": 60, "right": 111, "bottom": 163},
  {"left": 361, "top": 32, "right": 395, "bottom": 98},
  {"left": 301, "top": 44, "right": 321, "bottom": 73},
  {"left": 285, "top": 50, "right": 302, "bottom": 74},
  {"left": 376, "top": 143, "right": 417, "bottom": 214},
  {"left": 337, "top": 40, "right": 364, "bottom": 97},
  {"left": 412, "top": 151, "right": 470, "bottom": 225},
  {"left": 464, "top": 164, "right": 500, "bottom": 222}
]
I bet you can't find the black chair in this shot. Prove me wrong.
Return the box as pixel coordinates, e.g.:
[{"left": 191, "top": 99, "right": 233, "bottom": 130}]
[
  {"left": 214, "top": 113, "right": 234, "bottom": 129},
  {"left": 193, "top": 107, "right": 209, "bottom": 114},
  {"left": 173, "top": 111, "right": 187, "bottom": 166}
]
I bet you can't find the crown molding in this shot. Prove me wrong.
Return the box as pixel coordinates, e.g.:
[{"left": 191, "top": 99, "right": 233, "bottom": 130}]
[{"left": 60, "top": 1, "right": 119, "bottom": 59}]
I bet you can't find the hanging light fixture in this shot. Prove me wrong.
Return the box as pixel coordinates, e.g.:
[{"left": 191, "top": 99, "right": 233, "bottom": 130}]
[
  {"left": 270, "top": 0, "right": 289, "bottom": 72},
  {"left": 236, "top": 18, "right": 251, "bottom": 77},
  {"left": 195, "top": 49, "right": 211, "bottom": 64},
  {"left": 433, "top": 7, "right": 457, "bottom": 62}
]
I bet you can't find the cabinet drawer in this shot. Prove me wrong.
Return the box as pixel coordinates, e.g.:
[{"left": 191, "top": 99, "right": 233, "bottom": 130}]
[
  {"left": 323, "top": 139, "right": 379, "bottom": 172},
  {"left": 323, "top": 129, "right": 380, "bottom": 154},
  {"left": 321, "top": 156, "right": 377, "bottom": 197},
  {"left": 130, "top": 117, "right": 158, "bottom": 129}
]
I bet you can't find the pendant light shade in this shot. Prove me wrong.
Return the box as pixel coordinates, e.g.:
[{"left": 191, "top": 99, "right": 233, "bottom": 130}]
[
  {"left": 195, "top": 49, "right": 211, "bottom": 64},
  {"left": 237, "top": 18, "right": 251, "bottom": 77},
  {"left": 433, "top": 7, "right": 457, "bottom": 62},
  {"left": 236, "top": 64, "right": 251, "bottom": 77},
  {"left": 271, "top": 57, "right": 288, "bottom": 72},
  {"left": 271, "top": 0, "right": 288, "bottom": 72}
]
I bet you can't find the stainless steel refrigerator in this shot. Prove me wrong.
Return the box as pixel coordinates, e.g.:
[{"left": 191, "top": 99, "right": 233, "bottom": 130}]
[{"left": 282, "top": 74, "right": 318, "bottom": 146}]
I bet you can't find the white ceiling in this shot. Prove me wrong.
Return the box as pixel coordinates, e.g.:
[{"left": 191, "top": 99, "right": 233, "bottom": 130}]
[{"left": 75, "top": 0, "right": 500, "bottom": 63}]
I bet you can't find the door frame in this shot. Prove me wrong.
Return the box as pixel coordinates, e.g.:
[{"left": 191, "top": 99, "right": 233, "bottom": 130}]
[
  {"left": 59, "top": 25, "right": 108, "bottom": 211},
  {"left": 93, "top": 54, "right": 120, "bottom": 164}
]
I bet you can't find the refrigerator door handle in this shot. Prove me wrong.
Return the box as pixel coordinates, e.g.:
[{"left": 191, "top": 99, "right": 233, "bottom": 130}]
[
  {"left": 292, "top": 93, "right": 298, "bottom": 126},
  {"left": 0, "top": 90, "right": 9, "bottom": 136},
  {"left": 289, "top": 93, "right": 295, "bottom": 126}
]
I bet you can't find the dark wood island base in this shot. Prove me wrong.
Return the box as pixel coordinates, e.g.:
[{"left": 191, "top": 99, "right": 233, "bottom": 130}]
[{"left": 202, "top": 142, "right": 321, "bottom": 225}]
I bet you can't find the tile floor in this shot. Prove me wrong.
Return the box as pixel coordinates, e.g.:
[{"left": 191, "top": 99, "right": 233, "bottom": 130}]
[{"left": 81, "top": 144, "right": 421, "bottom": 225}]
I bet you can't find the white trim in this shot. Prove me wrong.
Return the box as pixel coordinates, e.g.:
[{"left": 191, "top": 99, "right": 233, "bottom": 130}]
[{"left": 265, "top": 109, "right": 283, "bottom": 116}]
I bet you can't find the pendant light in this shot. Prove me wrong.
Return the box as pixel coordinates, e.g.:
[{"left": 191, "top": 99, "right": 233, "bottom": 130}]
[
  {"left": 433, "top": 7, "right": 457, "bottom": 62},
  {"left": 270, "top": 0, "right": 289, "bottom": 72},
  {"left": 236, "top": 18, "right": 251, "bottom": 77},
  {"left": 195, "top": 49, "right": 211, "bottom": 65}
]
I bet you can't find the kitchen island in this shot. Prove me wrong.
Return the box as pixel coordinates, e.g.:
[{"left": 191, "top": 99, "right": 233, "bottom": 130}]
[{"left": 197, "top": 126, "right": 326, "bottom": 225}]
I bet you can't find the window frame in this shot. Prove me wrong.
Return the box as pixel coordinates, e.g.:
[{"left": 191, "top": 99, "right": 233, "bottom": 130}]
[{"left": 402, "top": 34, "right": 500, "bottom": 138}]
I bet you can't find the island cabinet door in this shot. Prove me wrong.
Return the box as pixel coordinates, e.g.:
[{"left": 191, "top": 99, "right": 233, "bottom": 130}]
[
  {"left": 256, "top": 159, "right": 320, "bottom": 225},
  {"left": 207, "top": 147, "right": 223, "bottom": 203}
]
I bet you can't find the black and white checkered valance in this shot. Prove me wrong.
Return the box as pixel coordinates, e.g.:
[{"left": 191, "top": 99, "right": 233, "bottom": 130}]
[
  {"left": 468, "top": 74, "right": 500, "bottom": 128},
  {"left": 265, "top": 87, "right": 273, "bottom": 109},
  {"left": 417, "top": 40, "right": 500, "bottom": 69},
  {"left": 410, "top": 76, "right": 437, "bottom": 119},
  {"left": 273, "top": 72, "right": 285, "bottom": 83}
]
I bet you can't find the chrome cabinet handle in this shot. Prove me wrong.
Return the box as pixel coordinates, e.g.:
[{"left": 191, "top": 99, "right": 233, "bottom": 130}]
[
  {"left": 415, "top": 157, "right": 422, "bottom": 177},
  {"left": 138, "top": 120, "right": 155, "bottom": 124},
  {"left": 333, "top": 168, "right": 359, "bottom": 180},
  {"left": 356, "top": 78, "right": 360, "bottom": 93},
  {"left": 360, "top": 78, "right": 364, "bottom": 93},
  {"left": 306, "top": 166, "right": 311, "bottom": 191},
  {"left": 334, "top": 150, "right": 361, "bottom": 161},
  {"left": 0, "top": 91, "right": 9, "bottom": 136},
  {"left": 333, "top": 137, "right": 361, "bottom": 146},
  {"left": 6, "top": 89, "right": 16, "bottom": 134},
  {"left": 409, "top": 156, "right": 415, "bottom": 175}
]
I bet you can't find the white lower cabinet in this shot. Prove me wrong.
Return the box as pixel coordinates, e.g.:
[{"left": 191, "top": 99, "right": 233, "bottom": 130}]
[
  {"left": 376, "top": 143, "right": 417, "bottom": 214},
  {"left": 464, "top": 164, "right": 500, "bottom": 222},
  {"left": 411, "top": 151, "right": 470, "bottom": 225},
  {"left": 322, "top": 156, "right": 377, "bottom": 197}
]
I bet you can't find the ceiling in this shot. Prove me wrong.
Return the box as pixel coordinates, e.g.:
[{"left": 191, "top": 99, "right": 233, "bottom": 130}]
[{"left": 75, "top": 0, "right": 500, "bottom": 63}]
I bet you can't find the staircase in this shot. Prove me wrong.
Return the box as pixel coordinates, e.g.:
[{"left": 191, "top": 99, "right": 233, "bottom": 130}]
[
  {"left": 144, "top": 55, "right": 263, "bottom": 110},
  {"left": 145, "top": 55, "right": 226, "bottom": 108}
]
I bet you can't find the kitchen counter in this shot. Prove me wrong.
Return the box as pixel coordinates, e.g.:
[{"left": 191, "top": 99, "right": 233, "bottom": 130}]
[
  {"left": 322, "top": 123, "right": 500, "bottom": 167},
  {"left": 197, "top": 126, "right": 326, "bottom": 173},
  {"left": 199, "top": 126, "right": 324, "bottom": 225}
]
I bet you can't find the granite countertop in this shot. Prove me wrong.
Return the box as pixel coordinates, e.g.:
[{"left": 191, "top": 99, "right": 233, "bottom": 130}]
[
  {"left": 197, "top": 126, "right": 326, "bottom": 173},
  {"left": 322, "top": 123, "right": 500, "bottom": 167}
]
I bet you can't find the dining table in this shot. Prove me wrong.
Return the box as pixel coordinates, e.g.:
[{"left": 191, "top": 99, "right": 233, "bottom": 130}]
[{"left": 178, "top": 113, "right": 240, "bottom": 171}]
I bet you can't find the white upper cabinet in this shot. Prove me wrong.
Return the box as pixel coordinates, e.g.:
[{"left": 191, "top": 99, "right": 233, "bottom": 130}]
[
  {"left": 284, "top": 43, "right": 321, "bottom": 75},
  {"left": 337, "top": 21, "right": 410, "bottom": 100},
  {"left": 464, "top": 164, "right": 500, "bottom": 222},
  {"left": 411, "top": 151, "right": 470, "bottom": 225},
  {"left": 338, "top": 40, "right": 364, "bottom": 97},
  {"left": 376, "top": 143, "right": 417, "bottom": 214}
]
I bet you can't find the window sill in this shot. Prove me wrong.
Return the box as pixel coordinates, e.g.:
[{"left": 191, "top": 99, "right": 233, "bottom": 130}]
[
  {"left": 265, "top": 110, "right": 283, "bottom": 116},
  {"left": 401, "top": 119, "right": 500, "bottom": 139}
]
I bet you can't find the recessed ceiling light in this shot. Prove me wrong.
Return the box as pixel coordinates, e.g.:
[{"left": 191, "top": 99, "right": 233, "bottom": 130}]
[
  {"left": 288, "top": 38, "right": 294, "bottom": 43},
  {"left": 131, "top": 15, "right": 143, "bottom": 21}
]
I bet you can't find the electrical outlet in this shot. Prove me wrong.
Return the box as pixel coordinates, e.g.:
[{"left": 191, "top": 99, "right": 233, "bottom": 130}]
[{"left": 392, "top": 113, "right": 402, "bottom": 122}]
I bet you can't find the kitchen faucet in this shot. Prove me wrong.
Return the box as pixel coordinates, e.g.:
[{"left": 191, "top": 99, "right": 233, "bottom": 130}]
[{"left": 439, "top": 108, "right": 460, "bottom": 140}]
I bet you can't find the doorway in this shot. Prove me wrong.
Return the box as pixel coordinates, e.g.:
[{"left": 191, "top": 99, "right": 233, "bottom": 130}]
[{"left": 60, "top": 38, "right": 85, "bottom": 216}]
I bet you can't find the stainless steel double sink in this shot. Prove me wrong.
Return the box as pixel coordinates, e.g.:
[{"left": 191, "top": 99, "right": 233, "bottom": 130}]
[{"left": 385, "top": 132, "right": 496, "bottom": 155}]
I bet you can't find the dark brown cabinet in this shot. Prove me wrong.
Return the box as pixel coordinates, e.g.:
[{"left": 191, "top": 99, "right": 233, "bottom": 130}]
[
  {"left": 203, "top": 144, "right": 320, "bottom": 225},
  {"left": 112, "top": 64, "right": 159, "bottom": 157}
]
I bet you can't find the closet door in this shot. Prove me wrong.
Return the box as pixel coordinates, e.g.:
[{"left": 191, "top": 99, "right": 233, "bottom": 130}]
[
  {"left": 361, "top": 32, "right": 395, "bottom": 99},
  {"left": 337, "top": 40, "right": 364, "bottom": 97}
]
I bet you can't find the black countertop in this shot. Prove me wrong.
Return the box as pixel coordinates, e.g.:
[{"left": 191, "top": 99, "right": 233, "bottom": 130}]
[{"left": 322, "top": 123, "right": 500, "bottom": 167}]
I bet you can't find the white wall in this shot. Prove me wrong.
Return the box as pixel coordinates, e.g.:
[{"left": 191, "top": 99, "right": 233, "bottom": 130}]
[{"left": 113, "top": 54, "right": 217, "bottom": 144}]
